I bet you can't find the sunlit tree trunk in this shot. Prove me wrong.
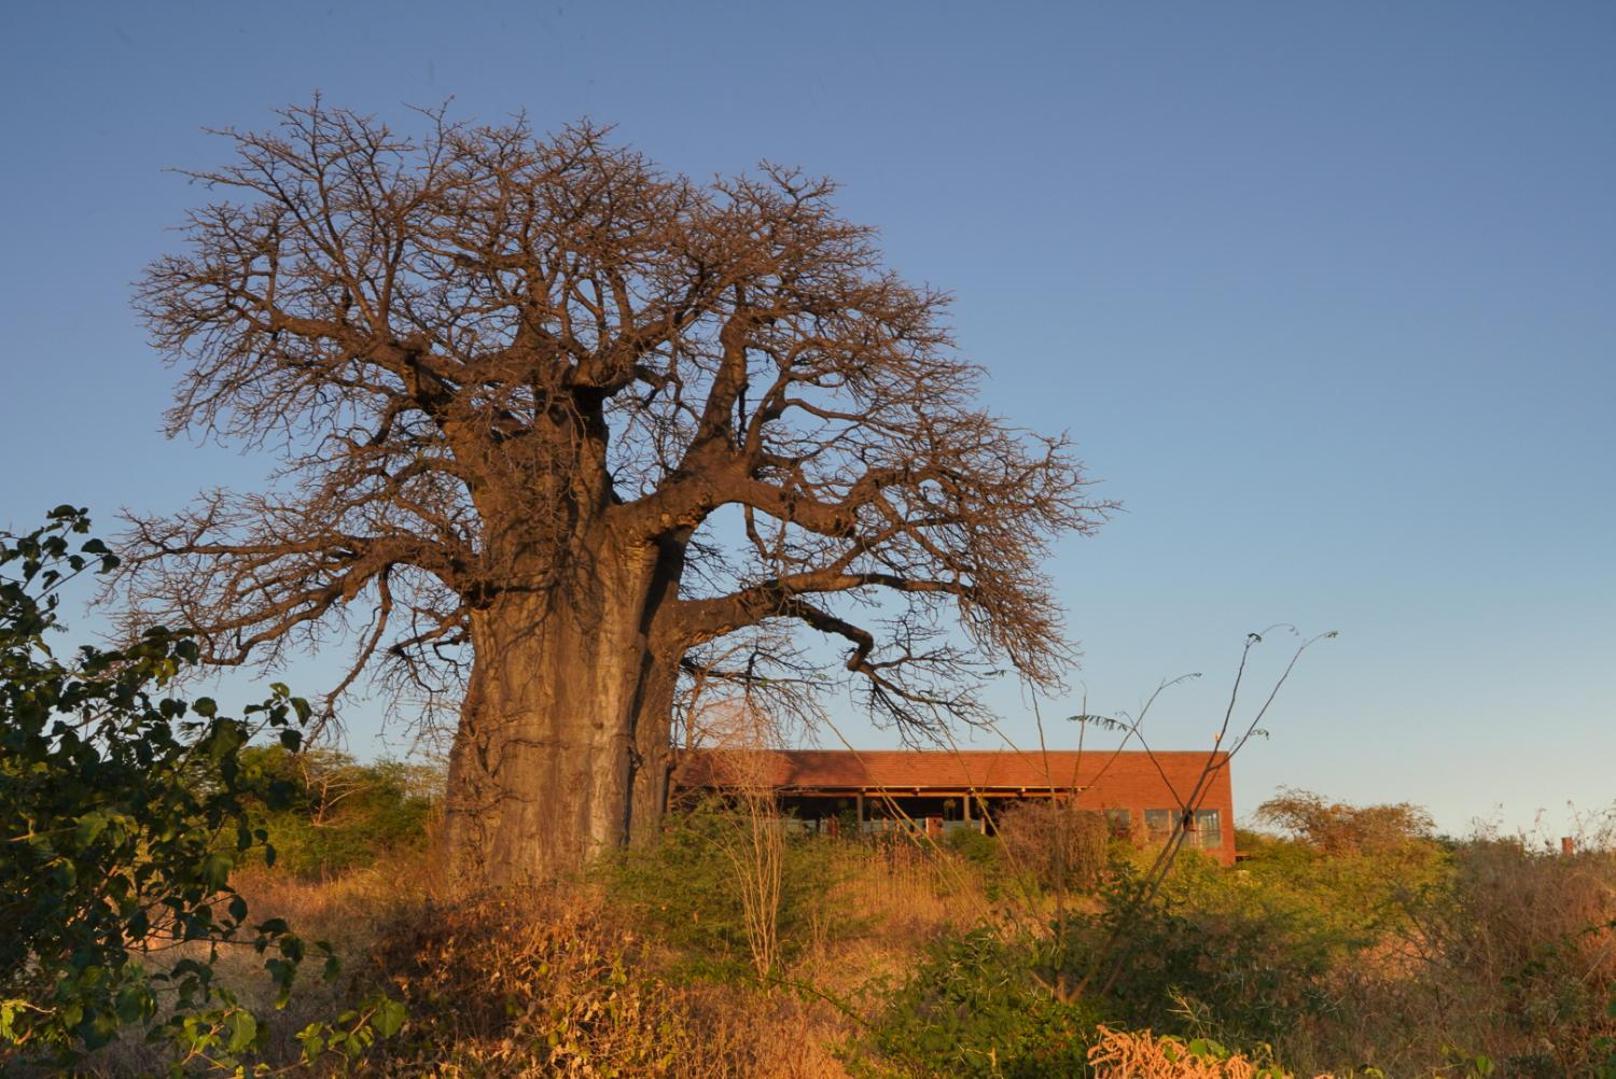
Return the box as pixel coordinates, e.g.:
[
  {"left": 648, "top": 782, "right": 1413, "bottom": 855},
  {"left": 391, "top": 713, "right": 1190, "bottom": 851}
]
[{"left": 443, "top": 541, "right": 679, "bottom": 883}]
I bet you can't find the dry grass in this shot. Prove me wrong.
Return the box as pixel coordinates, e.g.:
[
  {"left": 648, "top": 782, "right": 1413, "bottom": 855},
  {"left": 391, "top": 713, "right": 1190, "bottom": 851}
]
[
  {"left": 67, "top": 815, "right": 1616, "bottom": 1077},
  {"left": 66, "top": 852, "right": 436, "bottom": 1076},
  {"left": 792, "top": 838, "right": 992, "bottom": 1001},
  {"left": 82, "top": 850, "right": 857, "bottom": 1076},
  {"left": 1088, "top": 1026, "right": 1301, "bottom": 1078},
  {"left": 371, "top": 886, "right": 849, "bottom": 1077}
]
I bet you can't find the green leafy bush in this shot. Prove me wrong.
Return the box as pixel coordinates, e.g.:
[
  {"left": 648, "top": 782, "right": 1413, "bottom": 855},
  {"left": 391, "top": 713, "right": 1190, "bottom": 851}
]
[
  {"left": 943, "top": 823, "right": 998, "bottom": 867},
  {"left": 0, "top": 509, "right": 316, "bottom": 1066},
  {"left": 608, "top": 800, "right": 842, "bottom": 980},
  {"left": 238, "top": 745, "right": 438, "bottom": 878},
  {"left": 1060, "top": 861, "right": 1346, "bottom": 1050},
  {"left": 0, "top": 508, "right": 404, "bottom": 1072},
  {"left": 860, "top": 926, "right": 1099, "bottom": 1078}
]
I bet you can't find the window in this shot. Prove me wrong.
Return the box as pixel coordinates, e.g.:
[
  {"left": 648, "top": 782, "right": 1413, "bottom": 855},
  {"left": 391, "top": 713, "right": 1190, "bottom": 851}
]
[
  {"left": 1188, "top": 809, "right": 1222, "bottom": 850},
  {"left": 1104, "top": 807, "right": 1133, "bottom": 839},
  {"left": 1142, "top": 808, "right": 1222, "bottom": 849}
]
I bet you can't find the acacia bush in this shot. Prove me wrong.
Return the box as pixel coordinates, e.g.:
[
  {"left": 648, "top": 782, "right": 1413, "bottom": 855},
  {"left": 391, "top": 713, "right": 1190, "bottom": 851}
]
[{"left": 1254, "top": 787, "right": 1436, "bottom": 857}]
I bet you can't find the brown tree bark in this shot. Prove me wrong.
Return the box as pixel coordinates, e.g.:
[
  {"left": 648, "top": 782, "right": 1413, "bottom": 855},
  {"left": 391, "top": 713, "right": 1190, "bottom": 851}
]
[{"left": 441, "top": 535, "right": 686, "bottom": 883}]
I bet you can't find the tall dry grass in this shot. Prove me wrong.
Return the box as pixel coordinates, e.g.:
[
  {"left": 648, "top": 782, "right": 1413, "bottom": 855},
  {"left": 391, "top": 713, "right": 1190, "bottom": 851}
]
[{"left": 792, "top": 836, "right": 996, "bottom": 1005}]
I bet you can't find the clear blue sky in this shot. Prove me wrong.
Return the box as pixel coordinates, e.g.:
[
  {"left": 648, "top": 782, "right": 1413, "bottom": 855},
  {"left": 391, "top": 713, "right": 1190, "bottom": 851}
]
[{"left": 2, "top": 2, "right": 1611, "bottom": 835}]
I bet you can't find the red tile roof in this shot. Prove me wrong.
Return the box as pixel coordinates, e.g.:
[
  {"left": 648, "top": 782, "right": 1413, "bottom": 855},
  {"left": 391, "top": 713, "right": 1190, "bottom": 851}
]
[{"left": 673, "top": 748, "right": 1228, "bottom": 796}]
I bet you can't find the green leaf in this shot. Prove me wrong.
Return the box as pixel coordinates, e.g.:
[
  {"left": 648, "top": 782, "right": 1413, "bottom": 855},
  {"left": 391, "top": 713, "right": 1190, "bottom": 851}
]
[
  {"left": 373, "top": 996, "right": 406, "bottom": 1038},
  {"left": 115, "top": 984, "right": 153, "bottom": 1025},
  {"left": 75, "top": 810, "right": 110, "bottom": 847},
  {"left": 226, "top": 1008, "right": 258, "bottom": 1053},
  {"left": 296, "top": 1023, "right": 326, "bottom": 1061},
  {"left": 201, "top": 852, "right": 233, "bottom": 890},
  {"left": 317, "top": 941, "right": 342, "bottom": 982}
]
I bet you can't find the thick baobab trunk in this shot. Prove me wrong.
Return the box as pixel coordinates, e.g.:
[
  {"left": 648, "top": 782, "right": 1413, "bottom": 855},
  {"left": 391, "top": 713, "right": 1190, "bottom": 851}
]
[{"left": 442, "top": 543, "right": 681, "bottom": 885}]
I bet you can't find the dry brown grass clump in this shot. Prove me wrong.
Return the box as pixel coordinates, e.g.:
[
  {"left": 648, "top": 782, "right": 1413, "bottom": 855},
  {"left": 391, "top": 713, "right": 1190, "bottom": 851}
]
[
  {"left": 1087, "top": 1025, "right": 1300, "bottom": 1078},
  {"left": 370, "top": 887, "right": 848, "bottom": 1077},
  {"left": 996, "top": 800, "right": 1109, "bottom": 893}
]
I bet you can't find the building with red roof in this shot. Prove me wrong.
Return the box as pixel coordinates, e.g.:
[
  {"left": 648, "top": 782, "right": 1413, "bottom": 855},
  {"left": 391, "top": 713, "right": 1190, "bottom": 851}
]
[{"left": 672, "top": 748, "right": 1235, "bottom": 864}]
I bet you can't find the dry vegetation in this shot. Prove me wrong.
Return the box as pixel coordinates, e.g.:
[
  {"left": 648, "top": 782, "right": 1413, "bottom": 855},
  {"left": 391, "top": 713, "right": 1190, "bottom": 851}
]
[{"left": 57, "top": 781, "right": 1616, "bottom": 1077}]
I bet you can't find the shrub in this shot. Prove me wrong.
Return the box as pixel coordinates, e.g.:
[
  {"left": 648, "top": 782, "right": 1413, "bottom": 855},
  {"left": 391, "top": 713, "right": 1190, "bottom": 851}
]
[
  {"left": 861, "top": 926, "right": 1099, "bottom": 1078},
  {"left": 994, "top": 800, "right": 1109, "bottom": 893},
  {"left": 943, "top": 823, "right": 998, "bottom": 867},
  {"left": 1058, "top": 860, "right": 1347, "bottom": 1051},
  {"left": 372, "top": 889, "right": 840, "bottom": 1077},
  {"left": 0, "top": 509, "right": 320, "bottom": 1067},
  {"left": 238, "top": 746, "right": 439, "bottom": 879},
  {"left": 608, "top": 800, "right": 842, "bottom": 980},
  {"left": 1255, "top": 788, "right": 1435, "bottom": 857},
  {"left": 1114, "top": 796, "right": 1616, "bottom": 1076},
  {"left": 1400, "top": 836, "right": 1616, "bottom": 1075}
]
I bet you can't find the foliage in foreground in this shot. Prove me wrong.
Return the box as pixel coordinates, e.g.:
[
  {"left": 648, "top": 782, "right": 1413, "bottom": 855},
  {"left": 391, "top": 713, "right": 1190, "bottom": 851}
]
[
  {"left": 8, "top": 510, "right": 1611, "bottom": 1078},
  {"left": 1087, "top": 1025, "right": 1294, "bottom": 1078},
  {"left": 0, "top": 509, "right": 399, "bottom": 1072},
  {"left": 855, "top": 794, "right": 1616, "bottom": 1077},
  {"left": 50, "top": 779, "right": 1616, "bottom": 1077},
  {"left": 856, "top": 926, "right": 1099, "bottom": 1078}
]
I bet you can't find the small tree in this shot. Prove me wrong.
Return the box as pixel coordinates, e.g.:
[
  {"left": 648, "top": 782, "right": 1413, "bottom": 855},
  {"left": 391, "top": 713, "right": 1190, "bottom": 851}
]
[
  {"left": 692, "top": 700, "right": 789, "bottom": 979},
  {"left": 1254, "top": 789, "right": 1435, "bottom": 857},
  {"left": 0, "top": 508, "right": 326, "bottom": 1066}
]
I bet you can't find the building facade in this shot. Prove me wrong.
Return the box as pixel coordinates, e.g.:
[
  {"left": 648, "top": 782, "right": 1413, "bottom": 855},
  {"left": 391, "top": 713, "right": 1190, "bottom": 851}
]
[{"left": 672, "top": 748, "right": 1236, "bottom": 865}]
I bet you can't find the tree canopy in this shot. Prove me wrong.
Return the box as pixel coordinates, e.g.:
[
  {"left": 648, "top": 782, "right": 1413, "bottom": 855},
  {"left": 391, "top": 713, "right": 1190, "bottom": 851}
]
[{"left": 118, "top": 102, "right": 1110, "bottom": 878}]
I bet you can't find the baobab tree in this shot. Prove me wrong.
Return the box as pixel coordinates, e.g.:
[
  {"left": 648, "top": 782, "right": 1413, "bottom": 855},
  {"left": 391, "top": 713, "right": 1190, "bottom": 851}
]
[{"left": 119, "top": 102, "right": 1111, "bottom": 883}]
